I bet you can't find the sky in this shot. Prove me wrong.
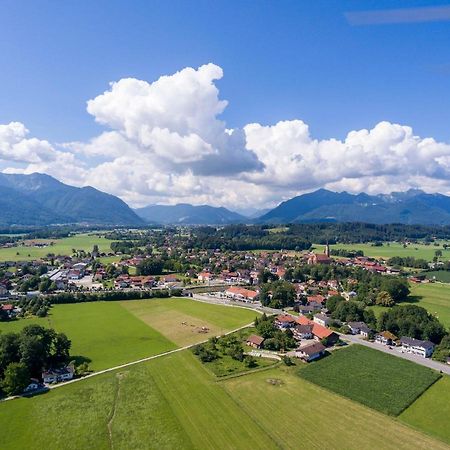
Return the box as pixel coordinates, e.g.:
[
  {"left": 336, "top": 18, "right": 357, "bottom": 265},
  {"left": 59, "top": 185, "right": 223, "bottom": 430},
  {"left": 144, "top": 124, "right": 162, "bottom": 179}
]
[{"left": 1, "top": 0, "right": 450, "bottom": 212}]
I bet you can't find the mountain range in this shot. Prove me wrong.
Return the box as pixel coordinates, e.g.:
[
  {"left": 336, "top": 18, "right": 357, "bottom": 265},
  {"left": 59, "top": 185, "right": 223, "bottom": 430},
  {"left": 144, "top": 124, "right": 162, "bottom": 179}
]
[
  {"left": 2, "top": 173, "right": 450, "bottom": 226},
  {"left": 134, "top": 203, "right": 246, "bottom": 225},
  {"left": 257, "top": 188, "right": 450, "bottom": 225},
  {"left": 0, "top": 173, "right": 143, "bottom": 226}
]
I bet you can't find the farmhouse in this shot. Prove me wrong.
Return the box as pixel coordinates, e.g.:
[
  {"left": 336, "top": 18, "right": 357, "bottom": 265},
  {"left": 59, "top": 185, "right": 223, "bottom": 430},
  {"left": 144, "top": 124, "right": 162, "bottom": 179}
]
[
  {"left": 295, "top": 341, "right": 326, "bottom": 362},
  {"left": 42, "top": 366, "right": 74, "bottom": 384},
  {"left": 400, "top": 337, "right": 435, "bottom": 358},
  {"left": 296, "top": 316, "right": 338, "bottom": 345},
  {"left": 375, "top": 331, "right": 398, "bottom": 346},
  {"left": 225, "top": 286, "right": 259, "bottom": 302},
  {"left": 246, "top": 335, "right": 265, "bottom": 349}
]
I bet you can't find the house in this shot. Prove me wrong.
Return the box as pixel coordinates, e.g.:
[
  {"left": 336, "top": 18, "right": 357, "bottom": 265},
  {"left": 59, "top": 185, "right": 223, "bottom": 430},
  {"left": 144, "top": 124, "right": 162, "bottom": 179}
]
[
  {"left": 306, "top": 295, "right": 326, "bottom": 310},
  {"left": 400, "top": 337, "right": 435, "bottom": 358},
  {"left": 297, "top": 316, "right": 338, "bottom": 345},
  {"left": 197, "top": 272, "right": 212, "bottom": 282},
  {"left": 295, "top": 341, "right": 326, "bottom": 362},
  {"left": 225, "top": 286, "right": 259, "bottom": 302},
  {"left": 313, "top": 313, "right": 332, "bottom": 327},
  {"left": 246, "top": 335, "right": 265, "bottom": 349},
  {"left": 375, "top": 331, "right": 398, "bottom": 346},
  {"left": 296, "top": 305, "right": 317, "bottom": 315},
  {"left": 275, "top": 314, "right": 296, "bottom": 329},
  {"left": 42, "top": 366, "right": 75, "bottom": 384},
  {"left": 292, "top": 324, "right": 314, "bottom": 340},
  {"left": 347, "top": 321, "right": 372, "bottom": 338}
]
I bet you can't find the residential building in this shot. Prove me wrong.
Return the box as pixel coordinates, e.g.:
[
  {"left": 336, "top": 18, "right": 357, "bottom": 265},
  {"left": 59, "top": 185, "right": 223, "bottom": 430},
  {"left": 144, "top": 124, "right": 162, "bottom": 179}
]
[
  {"left": 400, "top": 337, "right": 435, "bottom": 358},
  {"left": 246, "top": 335, "right": 265, "bottom": 349},
  {"left": 375, "top": 331, "right": 398, "bottom": 346},
  {"left": 313, "top": 313, "right": 332, "bottom": 327},
  {"left": 295, "top": 341, "right": 326, "bottom": 361}
]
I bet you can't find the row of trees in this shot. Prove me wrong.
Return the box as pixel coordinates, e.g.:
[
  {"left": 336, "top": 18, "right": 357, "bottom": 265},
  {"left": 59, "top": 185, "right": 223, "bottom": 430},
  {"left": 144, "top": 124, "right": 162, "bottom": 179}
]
[{"left": 0, "top": 325, "right": 71, "bottom": 395}]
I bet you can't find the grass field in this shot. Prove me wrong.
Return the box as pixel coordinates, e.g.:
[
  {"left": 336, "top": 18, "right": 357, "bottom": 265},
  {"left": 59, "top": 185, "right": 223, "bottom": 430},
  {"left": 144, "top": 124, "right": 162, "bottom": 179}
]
[
  {"left": 370, "top": 283, "right": 450, "bottom": 330},
  {"left": 0, "top": 233, "right": 114, "bottom": 261},
  {"left": 421, "top": 270, "right": 450, "bottom": 283},
  {"left": 0, "top": 302, "right": 176, "bottom": 370},
  {"left": 298, "top": 345, "right": 441, "bottom": 416},
  {"left": 400, "top": 376, "right": 450, "bottom": 444},
  {"left": 121, "top": 298, "right": 258, "bottom": 346},
  {"left": 0, "top": 352, "right": 277, "bottom": 450},
  {"left": 1, "top": 351, "right": 447, "bottom": 450},
  {"left": 327, "top": 242, "right": 450, "bottom": 261},
  {"left": 223, "top": 366, "right": 448, "bottom": 449},
  {"left": 0, "top": 298, "right": 258, "bottom": 370}
]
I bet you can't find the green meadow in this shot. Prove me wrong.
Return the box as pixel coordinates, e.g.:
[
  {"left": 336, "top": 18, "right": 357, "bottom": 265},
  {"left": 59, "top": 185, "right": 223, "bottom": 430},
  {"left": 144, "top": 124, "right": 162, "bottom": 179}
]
[
  {"left": 0, "top": 298, "right": 257, "bottom": 370},
  {"left": 0, "top": 233, "right": 114, "bottom": 261},
  {"left": 370, "top": 282, "right": 450, "bottom": 330},
  {"left": 0, "top": 351, "right": 447, "bottom": 450},
  {"left": 327, "top": 242, "right": 450, "bottom": 261},
  {"left": 400, "top": 376, "right": 450, "bottom": 444},
  {"left": 299, "top": 345, "right": 441, "bottom": 416}
]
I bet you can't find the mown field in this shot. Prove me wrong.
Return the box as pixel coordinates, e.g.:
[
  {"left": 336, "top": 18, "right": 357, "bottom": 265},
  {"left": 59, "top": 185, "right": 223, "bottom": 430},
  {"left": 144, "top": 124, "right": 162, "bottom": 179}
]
[
  {"left": 400, "top": 376, "right": 450, "bottom": 444},
  {"left": 328, "top": 242, "right": 450, "bottom": 261},
  {"left": 0, "top": 298, "right": 257, "bottom": 370},
  {"left": 421, "top": 270, "right": 450, "bottom": 283},
  {"left": 0, "top": 301, "right": 176, "bottom": 370},
  {"left": 1, "top": 351, "right": 447, "bottom": 450},
  {"left": 370, "top": 282, "right": 450, "bottom": 330},
  {"left": 121, "top": 298, "right": 258, "bottom": 346},
  {"left": 299, "top": 345, "right": 441, "bottom": 416},
  {"left": 0, "top": 233, "right": 114, "bottom": 261}
]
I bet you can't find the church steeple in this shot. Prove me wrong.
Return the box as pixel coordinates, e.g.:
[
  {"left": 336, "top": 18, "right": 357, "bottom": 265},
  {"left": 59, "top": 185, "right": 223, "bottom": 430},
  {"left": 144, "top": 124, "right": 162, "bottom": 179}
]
[{"left": 325, "top": 242, "right": 330, "bottom": 257}]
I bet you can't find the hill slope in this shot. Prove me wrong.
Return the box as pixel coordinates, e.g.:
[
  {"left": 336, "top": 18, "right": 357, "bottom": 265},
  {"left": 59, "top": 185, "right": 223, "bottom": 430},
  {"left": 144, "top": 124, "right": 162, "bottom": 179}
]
[
  {"left": 0, "top": 173, "right": 143, "bottom": 226},
  {"left": 135, "top": 203, "right": 246, "bottom": 225}
]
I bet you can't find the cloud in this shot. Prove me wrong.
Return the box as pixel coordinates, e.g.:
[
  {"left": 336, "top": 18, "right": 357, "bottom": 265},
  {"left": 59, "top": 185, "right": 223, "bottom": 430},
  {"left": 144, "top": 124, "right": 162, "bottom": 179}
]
[
  {"left": 345, "top": 5, "right": 450, "bottom": 26},
  {"left": 2, "top": 63, "right": 450, "bottom": 210}
]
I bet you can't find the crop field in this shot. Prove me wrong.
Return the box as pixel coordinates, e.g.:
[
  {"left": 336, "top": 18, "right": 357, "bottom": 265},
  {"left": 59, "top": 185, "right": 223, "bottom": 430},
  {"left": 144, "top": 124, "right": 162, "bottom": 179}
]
[
  {"left": 327, "top": 242, "right": 450, "bottom": 261},
  {"left": 0, "top": 233, "right": 114, "bottom": 261},
  {"left": 421, "top": 270, "right": 450, "bottom": 283},
  {"left": 1, "top": 351, "right": 447, "bottom": 450},
  {"left": 0, "top": 302, "right": 176, "bottom": 370},
  {"left": 298, "top": 345, "right": 441, "bottom": 416},
  {"left": 121, "top": 298, "right": 258, "bottom": 346},
  {"left": 400, "top": 376, "right": 450, "bottom": 444},
  {"left": 0, "top": 351, "right": 277, "bottom": 450},
  {"left": 223, "top": 366, "right": 447, "bottom": 450},
  {"left": 370, "top": 283, "right": 450, "bottom": 330}
]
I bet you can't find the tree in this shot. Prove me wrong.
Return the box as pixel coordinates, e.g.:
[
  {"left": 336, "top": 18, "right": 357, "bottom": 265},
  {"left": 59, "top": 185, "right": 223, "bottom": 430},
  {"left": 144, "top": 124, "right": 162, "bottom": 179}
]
[
  {"left": 378, "top": 305, "right": 446, "bottom": 344},
  {"left": 260, "top": 280, "right": 295, "bottom": 309},
  {"left": 137, "top": 258, "right": 164, "bottom": 276},
  {"left": 52, "top": 333, "right": 71, "bottom": 364},
  {"left": 326, "top": 295, "right": 345, "bottom": 313},
  {"left": 0, "top": 333, "right": 20, "bottom": 377},
  {"left": 376, "top": 291, "right": 395, "bottom": 307},
  {"left": 245, "top": 356, "right": 257, "bottom": 368},
  {"left": 380, "top": 278, "right": 410, "bottom": 303},
  {"left": 1, "top": 362, "right": 30, "bottom": 395},
  {"left": 432, "top": 335, "right": 450, "bottom": 362}
]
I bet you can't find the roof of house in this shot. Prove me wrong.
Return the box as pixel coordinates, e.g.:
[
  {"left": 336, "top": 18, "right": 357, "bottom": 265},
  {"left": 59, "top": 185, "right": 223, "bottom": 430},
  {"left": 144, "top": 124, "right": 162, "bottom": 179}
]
[
  {"left": 246, "top": 335, "right": 265, "bottom": 346},
  {"left": 400, "top": 336, "right": 435, "bottom": 350},
  {"left": 294, "top": 324, "right": 313, "bottom": 333},
  {"left": 276, "top": 314, "right": 296, "bottom": 323},
  {"left": 314, "top": 313, "right": 330, "bottom": 321},
  {"left": 307, "top": 295, "right": 326, "bottom": 304},
  {"left": 226, "top": 286, "right": 258, "bottom": 299},
  {"left": 298, "top": 341, "right": 326, "bottom": 356},
  {"left": 377, "top": 331, "right": 398, "bottom": 340},
  {"left": 312, "top": 323, "right": 335, "bottom": 339}
]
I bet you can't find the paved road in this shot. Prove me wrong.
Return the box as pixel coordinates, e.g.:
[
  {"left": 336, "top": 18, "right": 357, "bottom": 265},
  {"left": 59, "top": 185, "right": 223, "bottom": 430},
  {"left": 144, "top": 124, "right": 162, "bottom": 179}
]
[
  {"left": 192, "top": 294, "right": 450, "bottom": 375},
  {"left": 341, "top": 333, "right": 450, "bottom": 375}
]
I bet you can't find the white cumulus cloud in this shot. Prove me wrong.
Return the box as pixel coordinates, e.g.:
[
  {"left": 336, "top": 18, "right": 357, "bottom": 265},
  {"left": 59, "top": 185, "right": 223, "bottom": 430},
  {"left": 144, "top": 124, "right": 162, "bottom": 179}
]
[{"left": 2, "top": 63, "right": 450, "bottom": 210}]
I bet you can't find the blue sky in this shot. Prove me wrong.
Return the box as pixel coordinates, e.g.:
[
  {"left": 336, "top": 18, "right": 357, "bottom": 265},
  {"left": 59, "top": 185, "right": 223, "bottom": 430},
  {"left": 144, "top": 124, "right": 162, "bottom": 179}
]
[{"left": 1, "top": 0, "right": 450, "bottom": 209}]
